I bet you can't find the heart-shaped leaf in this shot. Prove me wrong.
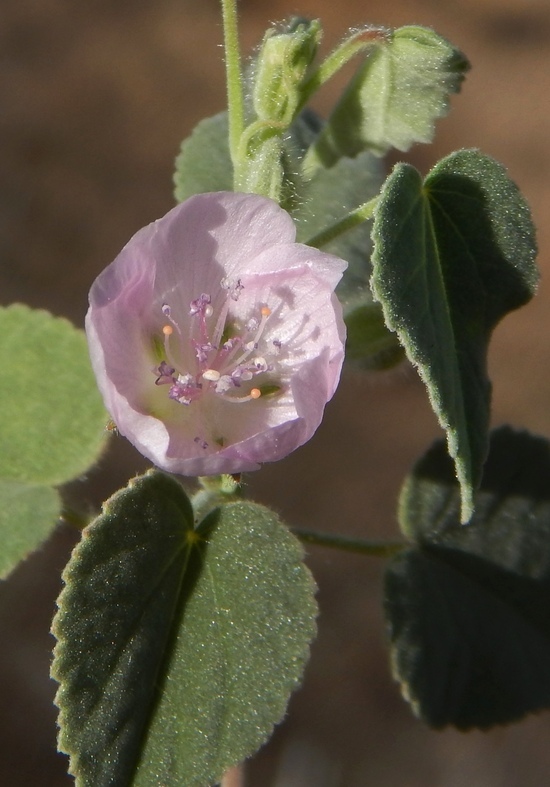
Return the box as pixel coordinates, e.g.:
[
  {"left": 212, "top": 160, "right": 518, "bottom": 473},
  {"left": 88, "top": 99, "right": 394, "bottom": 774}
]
[
  {"left": 52, "top": 472, "right": 317, "bottom": 786},
  {"left": 371, "top": 150, "right": 538, "bottom": 521}
]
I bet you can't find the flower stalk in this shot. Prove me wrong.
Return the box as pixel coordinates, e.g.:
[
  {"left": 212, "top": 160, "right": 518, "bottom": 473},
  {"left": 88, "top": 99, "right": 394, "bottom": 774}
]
[
  {"left": 292, "top": 528, "right": 406, "bottom": 557},
  {"left": 221, "top": 0, "right": 245, "bottom": 183},
  {"left": 305, "top": 195, "right": 380, "bottom": 249}
]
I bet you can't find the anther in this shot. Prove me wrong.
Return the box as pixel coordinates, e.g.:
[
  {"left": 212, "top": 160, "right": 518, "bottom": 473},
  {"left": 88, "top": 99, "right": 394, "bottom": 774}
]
[
  {"left": 162, "top": 325, "right": 173, "bottom": 336},
  {"left": 202, "top": 369, "right": 221, "bottom": 382}
]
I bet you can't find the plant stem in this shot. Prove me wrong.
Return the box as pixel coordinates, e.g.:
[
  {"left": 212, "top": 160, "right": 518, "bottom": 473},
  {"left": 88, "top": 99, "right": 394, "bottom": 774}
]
[
  {"left": 305, "top": 195, "right": 380, "bottom": 248},
  {"left": 292, "top": 528, "right": 405, "bottom": 557},
  {"left": 221, "top": 0, "right": 245, "bottom": 169},
  {"left": 61, "top": 505, "right": 93, "bottom": 531},
  {"left": 298, "top": 27, "right": 385, "bottom": 110}
]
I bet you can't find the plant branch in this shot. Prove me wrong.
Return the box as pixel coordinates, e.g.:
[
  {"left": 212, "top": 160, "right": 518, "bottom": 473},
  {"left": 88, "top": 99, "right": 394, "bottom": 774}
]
[
  {"left": 292, "top": 528, "right": 406, "bottom": 557},
  {"left": 305, "top": 195, "right": 380, "bottom": 248}
]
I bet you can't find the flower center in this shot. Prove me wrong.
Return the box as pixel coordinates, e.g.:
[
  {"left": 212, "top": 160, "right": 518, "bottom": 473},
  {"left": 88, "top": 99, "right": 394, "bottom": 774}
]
[{"left": 152, "top": 280, "right": 282, "bottom": 408}]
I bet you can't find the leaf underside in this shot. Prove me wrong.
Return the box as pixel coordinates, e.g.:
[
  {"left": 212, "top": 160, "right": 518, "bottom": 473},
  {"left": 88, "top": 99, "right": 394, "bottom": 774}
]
[{"left": 0, "top": 304, "right": 107, "bottom": 576}]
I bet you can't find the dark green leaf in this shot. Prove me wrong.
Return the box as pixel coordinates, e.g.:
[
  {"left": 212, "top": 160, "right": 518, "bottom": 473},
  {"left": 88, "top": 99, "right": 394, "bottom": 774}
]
[
  {"left": 134, "top": 501, "right": 317, "bottom": 786},
  {"left": 52, "top": 474, "right": 317, "bottom": 787},
  {"left": 294, "top": 151, "right": 383, "bottom": 306},
  {"left": 386, "top": 427, "right": 550, "bottom": 729},
  {"left": 344, "top": 302, "right": 405, "bottom": 371},
  {"left": 371, "top": 150, "right": 538, "bottom": 521},
  {"left": 0, "top": 305, "right": 108, "bottom": 486},
  {"left": 52, "top": 472, "right": 195, "bottom": 786},
  {"left": 0, "top": 480, "right": 60, "bottom": 578}
]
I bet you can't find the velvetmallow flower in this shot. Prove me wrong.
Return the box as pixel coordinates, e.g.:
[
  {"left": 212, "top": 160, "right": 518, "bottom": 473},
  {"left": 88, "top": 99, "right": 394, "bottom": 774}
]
[{"left": 86, "top": 191, "right": 347, "bottom": 476}]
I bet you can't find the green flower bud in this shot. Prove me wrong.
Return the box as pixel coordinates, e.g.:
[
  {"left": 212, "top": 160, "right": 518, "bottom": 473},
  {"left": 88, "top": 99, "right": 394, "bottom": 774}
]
[{"left": 252, "top": 18, "right": 322, "bottom": 126}]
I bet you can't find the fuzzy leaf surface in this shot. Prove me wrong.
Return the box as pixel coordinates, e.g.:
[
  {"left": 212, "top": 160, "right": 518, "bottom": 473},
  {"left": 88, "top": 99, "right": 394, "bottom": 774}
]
[
  {"left": 52, "top": 472, "right": 195, "bottom": 786},
  {"left": 371, "top": 150, "right": 538, "bottom": 521},
  {"left": 52, "top": 473, "right": 317, "bottom": 787},
  {"left": 0, "top": 305, "right": 107, "bottom": 486},
  {"left": 174, "top": 113, "right": 233, "bottom": 203},
  {"left": 134, "top": 501, "right": 317, "bottom": 786},
  {"left": 0, "top": 480, "right": 60, "bottom": 578},
  {"left": 308, "top": 25, "right": 469, "bottom": 166},
  {"left": 386, "top": 427, "right": 550, "bottom": 729}
]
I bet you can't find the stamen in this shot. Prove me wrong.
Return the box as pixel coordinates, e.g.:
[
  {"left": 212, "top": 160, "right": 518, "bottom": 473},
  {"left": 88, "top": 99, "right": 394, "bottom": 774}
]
[
  {"left": 202, "top": 369, "right": 221, "bottom": 382},
  {"left": 161, "top": 324, "right": 180, "bottom": 370},
  {"left": 211, "top": 304, "right": 230, "bottom": 348},
  {"left": 189, "top": 293, "right": 212, "bottom": 345},
  {"left": 154, "top": 286, "right": 282, "bottom": 413},
  {"left": 222, "top": 387, "right": 262, "bottom": 403},
  {"left": 189, "top": 293, "right": 211, "bottom": 316},
  {"left": 162, "top": 303, "right": 183, "bottom": 335},
  {"left": 154, "top": 361, "right": 176, "bottom": 386},
  {"left": 228, "top": 304, "right": 273, "bottom": 369}
]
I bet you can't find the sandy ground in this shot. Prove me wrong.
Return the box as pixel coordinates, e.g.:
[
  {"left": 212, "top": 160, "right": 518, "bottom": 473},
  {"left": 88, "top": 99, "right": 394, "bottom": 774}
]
[{"left": 1, "top": 0, "right": 550, "bottom": 785}]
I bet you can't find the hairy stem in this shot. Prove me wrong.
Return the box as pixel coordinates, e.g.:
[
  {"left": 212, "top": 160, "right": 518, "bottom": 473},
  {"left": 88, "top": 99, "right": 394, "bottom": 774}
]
[
  {"left": 305, "top": 195, "right": 380, "bottom": 248},
  {"left": 292, "top": 528, "right": 405, "bottom": 557},
  {"left": 221, "top": 0, "right": 245, "bottom": 171}
]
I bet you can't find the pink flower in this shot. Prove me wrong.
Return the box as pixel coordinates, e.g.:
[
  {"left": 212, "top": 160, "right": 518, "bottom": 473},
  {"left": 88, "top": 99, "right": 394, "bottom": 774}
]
[{"left": 86, "top": 192, "right": 346, "bottom": 476}]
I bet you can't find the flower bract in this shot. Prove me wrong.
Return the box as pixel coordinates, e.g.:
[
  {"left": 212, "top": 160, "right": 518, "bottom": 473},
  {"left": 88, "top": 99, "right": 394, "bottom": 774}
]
[{"left": 86, "top": 192, "right": 347, "bottom": 476}]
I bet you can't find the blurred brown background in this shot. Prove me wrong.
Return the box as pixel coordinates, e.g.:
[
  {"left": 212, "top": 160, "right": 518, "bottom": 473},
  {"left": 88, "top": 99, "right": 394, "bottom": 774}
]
[{"left": 1, "top": 0, "right": 550, "bottom": 785}]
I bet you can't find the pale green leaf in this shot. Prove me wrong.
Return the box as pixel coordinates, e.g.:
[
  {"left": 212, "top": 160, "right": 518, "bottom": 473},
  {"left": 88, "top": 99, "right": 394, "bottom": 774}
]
[
  {"left": 0, "top": 305, "right": 107, "bottom": 485},
  {"left": 0, "top": 480, "right": 60, "bottom": 578},
  {"left": 371, "top": 150, "right": 538, "bottom": 521},
  {"left": 174, "top": 113, "right": 233, "bottom": 203},
  {"left": 307, "top": 25, "right": 469, "bottom": 167}
]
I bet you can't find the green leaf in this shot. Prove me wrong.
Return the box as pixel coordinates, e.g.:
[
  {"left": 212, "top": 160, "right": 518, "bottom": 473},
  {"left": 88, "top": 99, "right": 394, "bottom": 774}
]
[
  {"left": 386, "top": 426, "right": 550, "bottom": 729},
  {"left": 174, "top": 113, "right": 234, "bottom": 203},
  {"left": 173, "top": 109, "right": 319, "bottom": 210},
  {"left": 134, "top": 501, "right": 317, "bottom": 786},
  {"left": 52, "top": 472, "right": 196, "bottom": 786},
  {"left": 371, "top": 150, "right": 538, "bottom": 521},
  {"left": 0, "top": 305, "right": 108, "bottom": 486},
  {"left": 306, "top": 25, "right": 469, "bottom": 167},
  {"left": 0, "top": 480, "right": 60, "bottom": 578},
  {"left": 52, "top": 472, "right": 317, "bottom": 787},
  {"left": 294, "top": 151, "right": 383, "bottom": 305},
  {"left": 344, "top": 303, "right": 405, "bottom": 371}
]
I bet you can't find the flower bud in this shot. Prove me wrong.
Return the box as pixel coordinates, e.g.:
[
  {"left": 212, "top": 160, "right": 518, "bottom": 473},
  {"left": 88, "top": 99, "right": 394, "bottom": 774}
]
[{"left": 252, "top": 18, "right": 322, "bottom": 126}]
